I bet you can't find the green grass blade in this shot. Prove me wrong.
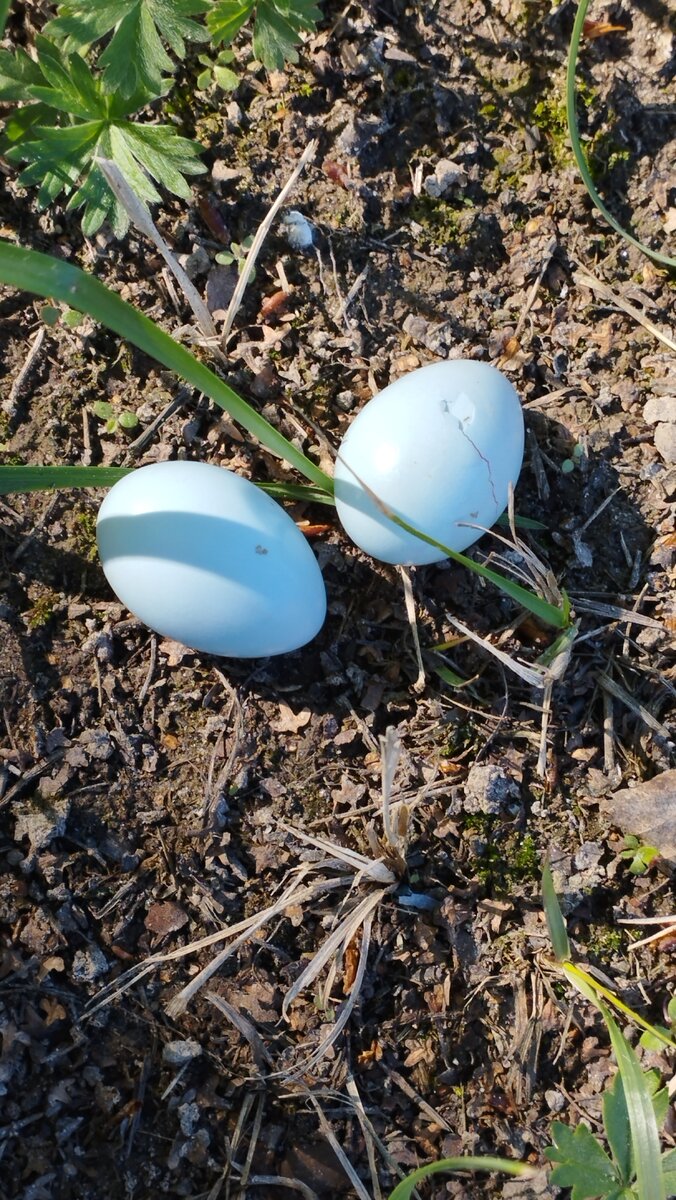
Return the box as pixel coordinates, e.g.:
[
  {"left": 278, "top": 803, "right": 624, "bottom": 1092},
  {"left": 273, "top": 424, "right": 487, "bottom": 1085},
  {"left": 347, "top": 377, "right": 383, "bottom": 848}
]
[
  {"left": 258, "top": 480, "right": 335, "bottom": 506},
  {"left": 602, "top": 1006, "right": 666, "bottom": 1200},
  {"left": 0, "top": 465, "right": 337, "bottom": 507},
  {"left": 389, "top": 509, "right": 567, "bottom": 628},
  {"left": 432, "top": 661, "right": 471, "bottom": 689},
  {"left": 387, "top": 1156, "right": 530, "bottom": 1200},
  {"left": 562, "top": 963, "right": 676, "bottom": 1052},
  {"left": 542, "top": 861, "right": 571, "bottom": 961},
  {"left": 0, "top": 241, "right": 334, "bottom": 494},
  {"left": 567, "top": 0, "right": 676, "bottom": 269},
  {"left": 0, "top": 464, "right": 132, "bottom": 493}
]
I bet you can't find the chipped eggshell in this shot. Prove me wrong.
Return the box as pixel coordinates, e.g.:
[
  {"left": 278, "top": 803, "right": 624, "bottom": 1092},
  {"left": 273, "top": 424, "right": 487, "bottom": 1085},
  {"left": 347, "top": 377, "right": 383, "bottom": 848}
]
[
  {"left": 96, "top": 462, "right": 326, "bottom": 657},
  {"left": 334, "top": 360, "right": 525, "bottom": 565}
]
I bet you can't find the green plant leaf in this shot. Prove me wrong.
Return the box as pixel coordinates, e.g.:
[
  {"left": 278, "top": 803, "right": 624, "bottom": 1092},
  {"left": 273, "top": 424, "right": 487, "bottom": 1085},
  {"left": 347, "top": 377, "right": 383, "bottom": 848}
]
[
  {"left": 3, "top": 40, "right": 205, "bottom": 235},
  {"left": 567, "top": 0, "right": 676, "bottom": 269},
  {"left": 602, "top": 1006, "right": 666, "bottom": 1200},
  {"left": 541, "top": 861, "right": 571, "bottom": 961},
  {"left": 386, "top": 1156, "right": 529, "bottom": 1200},
  {"left": 45, "top": 0, "right": 209, "bottom": 96},
  {"left": 253, "top": 0, "right": 322, "bottom": 69},
  {"left": 208, "top": 0, "right": 321, "bottom": 68},
  {"left": 257, "top": 480, "right": 334, "bottom": 505},
  {"left": 662, "top": 1148, "right": 676, "bottom": 1195},
  {"left": 603, "top": 1071, "right": 632, "bottom": 1184},
  {"left": 0, "top": 46, "right": 44, "bottom": 100},
  {"left": 379, "top": 507, "right": 567, "bottom": 628},
  {"left": 0, "top": 241, "right": 334, "bottom": 493},
  {"left": 0, "top": 466, "right": 132, "bottom": 494},
  {"left": 0, "top": 1, "right": 11, "bottom": 40},
  {"left": 118, "top": 410, "right": 139, "bottom": 430},
  {"left": 545, "top": 1121, "right": 619, "bottom": 1199},
  {"left": 207, "top": 0, "right": 255, "bottom": 45},
  {"left": 432, "top": 661, "right": 470, "bottom": 689},
  {"left": 92, "top": 401, "right": 115, "bottom": 421},
  {"left": 0, "top": 102, "right": 55, "bottom": 148}
]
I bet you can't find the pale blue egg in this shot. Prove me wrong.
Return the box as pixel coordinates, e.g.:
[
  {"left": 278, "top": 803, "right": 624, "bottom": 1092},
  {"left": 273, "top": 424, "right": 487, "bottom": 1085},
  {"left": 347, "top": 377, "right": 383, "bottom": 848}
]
[
  {"left": 97, "top": 462, "right": 326, "bottom": 656},
  {"left": 334, "top": 361, "right": 525, "bottom": 565}
]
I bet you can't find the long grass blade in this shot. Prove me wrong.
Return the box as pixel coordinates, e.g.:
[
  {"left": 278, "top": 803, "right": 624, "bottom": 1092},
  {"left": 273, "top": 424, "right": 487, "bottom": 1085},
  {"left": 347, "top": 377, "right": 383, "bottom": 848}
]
[
  {"left": 562, "top": 963, "right": 676, "bottom": 1051},
  {"left": 390, "top": 509, "right": 567, "bottom": 628},
  {"left": 0, "top": 241, "right": 334, "bottom": 493},
  {"left": 567, "top": 0, "right": 676, "bottom": 268},
  {"left": 542, "top": 861, "right": 571, "bottom": 962},
  {"left": 0, "top": 465, "right": 132, "bottom": 493},
  {"left": 602, "top": 1006, "right": 666, "bottom": 1200},
  {"left": 0, "top": 465, "right": 336, "bottom": 509},
  {"left": 386, "top": 1156, "right": 530, "bottom": 1200}
]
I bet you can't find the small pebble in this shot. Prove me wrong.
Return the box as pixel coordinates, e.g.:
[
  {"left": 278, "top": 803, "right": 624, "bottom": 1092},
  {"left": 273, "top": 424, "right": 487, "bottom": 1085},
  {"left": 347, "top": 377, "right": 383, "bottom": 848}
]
[
  {"left": 545, "top": 1089, "right": 565, "bottom": 1112},
  {"left": 463, "top": 763, "right": 520, "bottom": 815},
  {"left": 71, "top": 946, "right": 109, "bottom": 982},
  {"left": 643, "top": 395, "right": 676, "bottom": 425},
  {"left": 654, "top": 422, "right": 676, "bottom": 464},
  {"left": 162, "top": 1039, "right": 202, "bottom": 1067}
]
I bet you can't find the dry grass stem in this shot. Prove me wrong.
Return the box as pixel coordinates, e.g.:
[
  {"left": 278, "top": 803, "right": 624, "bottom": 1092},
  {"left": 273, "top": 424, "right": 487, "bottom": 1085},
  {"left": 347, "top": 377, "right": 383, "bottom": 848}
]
[
  {"left": 305, "top": 1092, "right": 373, "bottom": 1200},
  {"left": 598, "top": 671, "right": 673, "bottom": 740},
  {"left": 221, "top": 139, "right": 317, "bottom": 343},
  {"left": 97, "top": 158, "right": 219, "bottom": 346},
  {"left": 86, "top": 872, "right": 345, "bottom": 1017},
  {"left": 4, "top": 324, "right": 46, "bottom": 417},
  {"left": 447, "top": 615, "right": 547, "bottom": 688},
  {"left": 282, "top": 890, "right": 383, "bottom": 1019},
  {"left": 572, "top": 597, "right": 664, "bottom": 629},
  {"left": 398, "top": 566, "right": 426, "bottom": 691},
  {"left": 573, "top": 267, "right": 676, "bottom": 354},
  {"left": 206, "top": 992, "right": 273, "bottom": 1071}
]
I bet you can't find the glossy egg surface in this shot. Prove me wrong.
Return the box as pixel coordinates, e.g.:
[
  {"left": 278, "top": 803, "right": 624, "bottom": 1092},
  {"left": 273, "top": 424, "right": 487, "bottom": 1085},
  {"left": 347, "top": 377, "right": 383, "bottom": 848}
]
[
  {"left": 96, "top": 462, "right": 326, "bottom": 657},
  {"left": 334, "top": 360, "right": 525, "bottom": 565}
]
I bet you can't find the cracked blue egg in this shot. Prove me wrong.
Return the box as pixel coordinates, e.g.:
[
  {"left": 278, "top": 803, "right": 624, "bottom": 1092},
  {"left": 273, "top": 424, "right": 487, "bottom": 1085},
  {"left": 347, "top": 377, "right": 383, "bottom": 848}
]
[
  {"left": 97, "top": 462, "right": 327, "bottom": 657},
  {"left": 333, "top": 360, "right": 525, "bottom": 565}
]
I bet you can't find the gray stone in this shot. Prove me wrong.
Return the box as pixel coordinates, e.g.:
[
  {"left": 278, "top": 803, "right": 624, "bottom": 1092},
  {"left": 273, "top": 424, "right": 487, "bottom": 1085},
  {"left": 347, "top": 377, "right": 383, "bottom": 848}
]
[
  {"left": 463, "top": 763, "right": 520, "bottom": 815},
  {"left": 162, "top": 1039, "right": 202, "bottom": 1067},
  {"left": 178, "top": 1101, "right": 200, "bottom": 1136},
  {"left": 644, "top": 395, "right": 676, "bottom": 425},
  {"left": 654, "top": 422, "right": 676, "bottom": 463},
  {"left": 423, "top": 157, "right": 467, "bottom": 199},
  {"left": 71, "top": 946, "right": 109, "bottom": 982},
  {"left": 573, "top": 841, "right": 603, "bottom": 871}
]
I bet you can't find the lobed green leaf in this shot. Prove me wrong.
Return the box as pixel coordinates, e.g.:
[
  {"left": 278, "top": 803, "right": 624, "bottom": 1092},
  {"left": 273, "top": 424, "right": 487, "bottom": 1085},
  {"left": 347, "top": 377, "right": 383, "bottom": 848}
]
[
  {"left": 45, "top": 1, "right": 209, "bottom": 96},
  {"left": 253, "top": 0, "right": 322, "bottom": 69},
  {"left": 207, "top": 0, "right": 256, "bottom": 45},
  {"left": 545, "top": 1121, "right": 619, "bottom": 1200}
]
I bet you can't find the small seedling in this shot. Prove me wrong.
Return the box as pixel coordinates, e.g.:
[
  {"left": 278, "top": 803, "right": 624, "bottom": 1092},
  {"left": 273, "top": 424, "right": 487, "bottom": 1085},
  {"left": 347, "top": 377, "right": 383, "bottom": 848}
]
[
  {"left": 561, "top": 443, "right": 585, "bottom": 474},
  {"left": 39, "top": 304, "right": 83, "bottom": 329},
  {"left": 92, "top": 400, "right": 139, "bottom": 434},
  {"left": 196, "top": 48, "right": 238, "bottom": 91},
  {"left": 619, "top": 835, "right": 659, "bottom": 876},
  {"left": 215, "top": 235, "right": 256, "bottom": 281}
]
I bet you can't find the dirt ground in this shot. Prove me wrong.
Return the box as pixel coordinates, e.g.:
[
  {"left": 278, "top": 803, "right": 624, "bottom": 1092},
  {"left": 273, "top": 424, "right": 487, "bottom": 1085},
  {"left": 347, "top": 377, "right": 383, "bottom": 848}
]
[{"left": 0, "top": 1, "right": 675, "bottom": 1197}]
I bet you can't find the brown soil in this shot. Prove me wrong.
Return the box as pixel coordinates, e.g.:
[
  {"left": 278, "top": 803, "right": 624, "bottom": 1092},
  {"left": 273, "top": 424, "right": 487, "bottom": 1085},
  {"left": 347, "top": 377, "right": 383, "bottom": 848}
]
[{"left": 0, "top": 2, "right": 674, "bottom": 1198}]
